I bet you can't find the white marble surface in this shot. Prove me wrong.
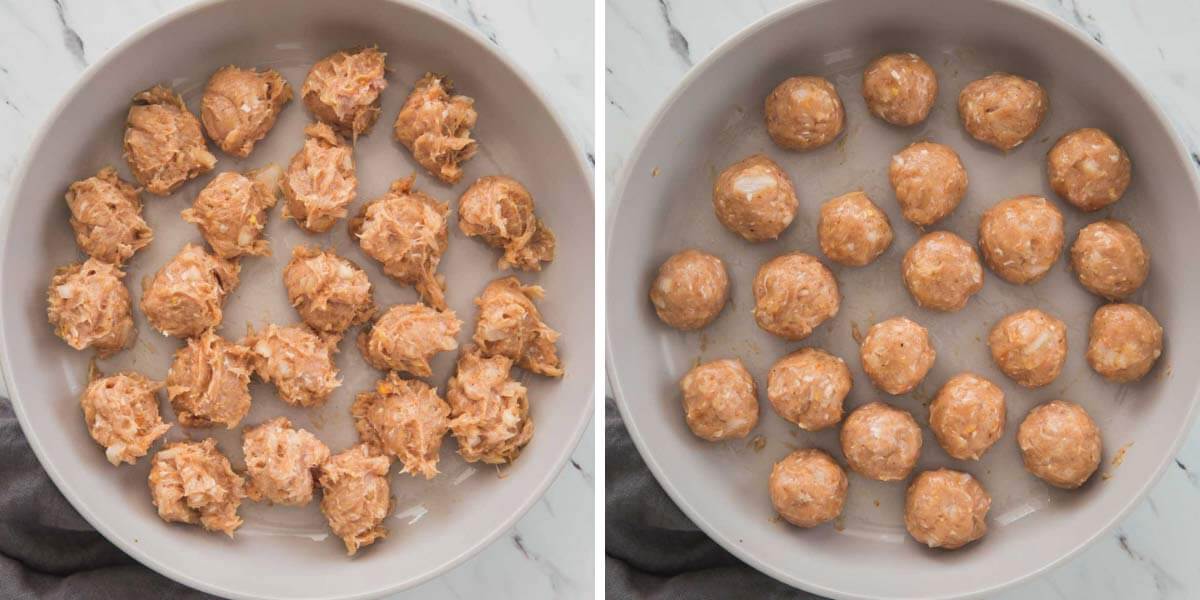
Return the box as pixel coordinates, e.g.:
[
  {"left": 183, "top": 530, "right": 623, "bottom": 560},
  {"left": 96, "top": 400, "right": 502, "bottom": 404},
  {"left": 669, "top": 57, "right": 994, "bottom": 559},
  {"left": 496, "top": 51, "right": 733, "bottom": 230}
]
[
  {"left": 606, "top": 1, "right": 1200, "bottom": 599},
  {"left": 0, "top": 1, "right": 594, "bottom": 599}
]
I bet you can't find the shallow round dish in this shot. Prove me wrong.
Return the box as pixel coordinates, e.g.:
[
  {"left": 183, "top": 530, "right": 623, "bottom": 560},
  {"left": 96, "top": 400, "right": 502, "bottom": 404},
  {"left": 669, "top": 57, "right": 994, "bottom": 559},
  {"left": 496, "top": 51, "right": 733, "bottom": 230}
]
[{"left": 607, "top": 0, "right": 1199, "bottom": 598}]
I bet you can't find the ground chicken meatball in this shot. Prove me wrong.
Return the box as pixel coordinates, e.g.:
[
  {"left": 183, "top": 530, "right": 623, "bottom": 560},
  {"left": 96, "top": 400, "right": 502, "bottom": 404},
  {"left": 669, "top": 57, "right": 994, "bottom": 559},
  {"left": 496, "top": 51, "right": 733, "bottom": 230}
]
[
  {"left": 245, "top": 323, "right": 341, "bottom": 407},
  {"left": 166, "top": 328, "right": 254, "bottom": 429},
  {"left": 1047, "top": 128, "right": 1131, "bottom": 211},
  {"left": 752, "top": 252, "right": 840, "bottom": 341},
  {"left": 352, "top": 372, "right": 450, "bottom": 479},
  {"left": 1087, "top": 303, "right": 1163, "bottom": 383},
  {"left": 473, "top": 277, "right": 564, "bottom": 377},
  {"left": 768, "top": 448, "right": 848, "bottom": 528},
  {"left": 859, "top": 317, "right": 936, "bottom": 395},
  {"left": 394, "top": 73, "right": 479, "bottom": 184},
  {"left": 148, "top": 438, "right": 245, "bottom": 536},
  {"left": 280, "top": 123, "right": 357, "bottom": 233},
  {"left": 123, "top": 85, "right": 217, "bottom": 196},
  {"left": 80, "top": 372, "right": 170, "bottom": 466},
  {"left": 840, "top": 401, "right": 922, "bottom": 481},
  {"left": 989, "top": 309, "right": 1068, "bottom": 388},
  {"left": 181, "top": 168, "right": 279, "bottom": 259},
  {"left": 861, "top": 52, "right": 938, "bottom": 126},
  {"left": 888, "top": 141, "right": 968, "bottom": 226},
  {"left": 902, "top": 231, "right": 984, "bottom": 312},
  {"left": 302, "top": 47, "right": 387, "bottom": 137},
  {"left": 318, "top": 444, "right": 391, "bottom": 555},
  {"left": 283, "top": 246, "right": 375, "bottom": 334},
  {"left": 458, "top": 176, "right": 555, "bottom": 271},
  {"left": 200, "top": 65, "right": 292, "bottom": 158},
  {"left": 47, "top": 258, "right": 135, "bottom": 356},
  {"left": 242, "top": 416, "right": 329, "bottom": 506},
  {"left": 958, "top": 73, "right": 1048, "bottom": 151},
  {"left": 1070, "top": 219, "right": 1149, "bottom": 300},
  {"left": 712, "top": 154, "right": 799, "bottom": 242},
  {"left": 764, "top": 76, "right": 845, "bottom": 150},
  {"left": 1018, "top": 400, "right": 1102, "bottom": 489},
  {"left": 65, "top": 167, "right": 152, "bottom": 265},
  {"left": 140, "top": 243, "right": 239, "bottom": 338},
  {"left": 904, "top": 469, "right": 990, "bottom": 549},
  {"left": 817, "top": 191, "right": 893, "bottom": 267},
  {"left": 929, "top": 373, "right": 1006, "bottom": 460},
  {"left": 447, "top": 346, "right": 533, "bottom": 464},
  {"left": 766, "top": 348, "right": 852, "bottom": 431},
  {"left": 357, "top": 303, "right": 460, "bottom": 378},
  {"left": 679, "top": 358, "right": 759, "bottom": 442},
  {"left": 978, "top": 195, "right": 1065, "bottom": 285},
  {"left": 649, "top": 249, "right": 729, "bottom": 331}
]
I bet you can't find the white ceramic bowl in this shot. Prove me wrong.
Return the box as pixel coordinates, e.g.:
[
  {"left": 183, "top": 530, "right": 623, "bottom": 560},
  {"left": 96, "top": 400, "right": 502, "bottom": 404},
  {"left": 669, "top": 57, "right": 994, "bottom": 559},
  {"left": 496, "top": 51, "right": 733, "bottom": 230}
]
[
  {"left": 0, "top": 1, "right": 594, "bottom": 598},
  {"left": 607, "top": 0, "right": 1200, "bottom": 598}
]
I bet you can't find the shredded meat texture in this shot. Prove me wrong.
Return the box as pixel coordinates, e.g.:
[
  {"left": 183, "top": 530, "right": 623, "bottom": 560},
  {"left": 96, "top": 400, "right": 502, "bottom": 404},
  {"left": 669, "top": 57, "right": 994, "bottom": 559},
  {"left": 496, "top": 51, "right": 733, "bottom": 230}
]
[
  {"left": 357, "top": 303, "right": 460, "bottom": 378},
  {"left": 280, "top": 123, "right": 357, "bottom": 233},
  {"left": 166, "top": 328, "right": 254, "bottom": 429},
  {"left": 245, "top": 323, "right": 341, "bottom": 407},
  {"left": 65, "top": 167, "right": 153, "bottom": 265},
  {"left": 140, "top": 243, "right": 240, "bottom": 338},
  {"left": 80, "top": 372, "right": 171, "bottom": 466},
  {"left": 352, "top": 372, "right": 450, "bottom": 479},
  {"left": 472, "top": 277, "right": 563, "bottom": 377},
  {"left": 47, "top": 258, "right": 136, "bottom": 356},
  {"left": 284, "top": 245, "right": 375, "bottom": 334},
  {"left": 181, "top": 168, "right": 280, "bottom": 259},
  {"left": 393, "top": 73, "right": 478, "bottom": 184},
  {"left": 123, "top": 85, "right": 217, "bottom": 196},
  {"left": 148, "top": 438, "right": 246, "bottom": 536},
  {"left": 200, "top": 65, "right": 292, "bottom": 158},
  {"left": 458, "top": 176, "right": 555, "bottom": 271},
  {"left": 302, "top": 47, "right": 388, "bottom": 138},
  {"left": 319, "top": 444, "right": 391, "bottom": 555},
  {"left": 242, "top": 416, "right": 330, "bottom": 506},
  {"left": 446, "top": 346, "right": 533, "bottom": 464}
]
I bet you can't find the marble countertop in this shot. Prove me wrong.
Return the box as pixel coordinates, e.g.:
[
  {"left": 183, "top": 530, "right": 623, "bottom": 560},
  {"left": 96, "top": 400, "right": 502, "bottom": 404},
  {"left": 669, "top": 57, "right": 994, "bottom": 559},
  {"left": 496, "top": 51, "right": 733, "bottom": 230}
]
[
  {"left": 0, "top": 1, "right": 594, "bottom": 599},
  {"left": 606, "top": 1, "right": 1200, "bottom": 598}
]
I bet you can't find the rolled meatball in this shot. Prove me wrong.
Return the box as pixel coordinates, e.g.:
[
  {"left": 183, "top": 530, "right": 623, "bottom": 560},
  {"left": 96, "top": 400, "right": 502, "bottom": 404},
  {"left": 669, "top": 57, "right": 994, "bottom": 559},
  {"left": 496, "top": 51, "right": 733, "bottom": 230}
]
[
  {"left": 768, "top": 448, "right": 848, "bottom": 528},
  {"left": 284, "top": 246, "right": 374, "bottom": 334},
  {"left": 47, "top": 258, "right": 135, "bottom": 356},
  {"left": 302, "top": 47, "right": 387, "bottom": 137},
  {"left": 458, "top": 175, "right": 555, "bottom": 271},
  {"left": 447, "top": 346, "right": 533, "bottom": 464},
  {"left": 1087, "top": 303, "right": 1163, "bottom": 383},
  {"left": 352, "top": 371, "right": 450, "bottom": 479},
  {"left": 988, "top": 309, "right": 1067, "bottom": 388},
  {"left": 245, "top": 323, "right": 341, "bottom": 407},
  {"left": 859, "top": 317, "right": 936, "bottom": 395},
  {"left": 902, "top": 231, "right": 984, "bottom": 312},
  {"left": 764, "top": 76, "right": 845, "bottom": 150},
  {"left": 649, "top": 249, "right": 729, "bottom": 331},
  {"left": 752, "top": 252, "right": 840, "bottom": 341},
  {"left": 818, "top": 191, "right": 893, "bottom": 267},
  {"left": 929, "top": 373, "right": 1006, "bottom": 460},
  {"left": 140, "top": 243, "right": 240, "bottom": 338},
  {"left": 123, "top": 85, "right": 217, "bottom": 196},
  {"left": 280, "top": 123, "right": 357, "bottom": 233},
  {"left": 394, "top": 72, "right": 479, "bottom": 184},
  {"left": 200, "top": 65, "right": 292, "bottom": 158},
  {"left": 888, "top": 141, "right": 968, "bottom": 226},
  {"left": 1018, "top": 400, "right": 1101, "bottom": 489},
  {"left": 166, "top": 328, "right": 254, "bottom": 429},
  {"left": 65, "top": 167, "right": 152, "bottom": 265},
  {"left": 766, "top": 348, "right": 852, "bottom": 431},
  {"left": 181, "top": 168, "right": 279, "bottom": 259},
  {"left": 1048, "top": 128, "right": 1131, "bottom": 212},
  {"left": 242, "top": 416, "right": 329, "bottom": 506},
  {"left": 978, "top": 195, "right": 1065, "bottom": 285},
  {"left": 472, "top": 277, "right": 563, "bottom": 377},
  {"left": 80, "top": 372, "right": 171, "bottom": 466},
  {"left": 905, "top": 469, "right": 990, "bottom": 550},
  {"left": 861, "top": 52, "right": 938, "bottom": 126},
  {"left": 358, "top": 303, "right": 461, "bottom": 378},
  {"left": 840, "top": 401, "right": 922, "bottom": 481},
  {"left": 712, "top": 154, "right": 799, "bottom": 242},
  {"left": 318, "top": 444, "right": 391, "bottom": 555},
  {"left": 1070, "top": 219, "right": 1149, "bottom": 301},
  {"left": 958, "top": 73, "right": 1048, "bottom": 151},
  {"left": 679, "top": 358, "right": 759, "bottom": 441},
  {"left": 149, "top": 438, "right": 245, "bottom": 536}
]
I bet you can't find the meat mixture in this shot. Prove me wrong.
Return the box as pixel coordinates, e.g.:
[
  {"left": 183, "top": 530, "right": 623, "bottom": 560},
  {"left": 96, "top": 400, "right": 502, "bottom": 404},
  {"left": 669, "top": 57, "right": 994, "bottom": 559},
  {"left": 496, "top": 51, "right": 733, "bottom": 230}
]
[
  {"left": 929, "top": 373, "right": 1006, "bottom": 461},
  {"left": 65, "top": 167, "right": 152, "bottom": 265},
  {"left": 712, "top": 154, "right": 798, "bottom": 242},
  {"left": 165, "top": 328, "right": 254, "bottom": 429},
  {"left": 817, "top": 191, "right": 893, "bottom": 267},
  {"left": 357, "top": 303, "right": 461, "bottom": 378},
  {"left": 200, "top": 65, "right": 293, "bottom": 158},
  {"left": 861, "top": 52, "right": 938, "bottom": 126},
  {"left": 472, "top": 276, "right": 563, "bottom": 377},
  {"left": 679, "top": 358, "right": 759, "bottom": 442},
  {"left": 283, "top": 245, "right": 375, "bottom": 334},
  {"left": 318, "top": 444, "right": 391, "bottom": 555},
  {"left": 140, "top": 243, "right": 240, "bottom": 338},
  {"left": 79, "top": 371, "right": 170, "bottom": 466},
  {"left": 752, "top": 252, "right": 840, "bottom": 341},
  {"left": 446, "top": 346, "right": 534, "bottom": 464},
  {"left": 901, "top": 231, "right": 984, "bottom": 312},
  {"left": 242, "top": 416, "right": 330, "bottom": 506},
  {"left": 958, "top": 73, "right": 1048, "bottom": 151},
  {"left": 904, "top": 469, "right": 990, "bottom": 550},
  {"left": 280, "top": 122, "right": 358, "bottom": 233},
  {"left": 1018, "top": 400, "right": 1102, "bottom": 489},
  {"left": 978, "top": 195, "right": 1065, "bottom": 285},
  {"left": 1086, "top": 302, "right": 1163, "bottom": 383},
  {"left": 768, "top": 448, "right": 848, "bottom": 528},
  {"left": 302, "top": 47, "right": 388, "bottom": 137},
  {"left": 47, "top": 258, "right": 135, "bottom": 356},
  {"left": 148, "top": 438, "right": 246, "bottom": 536},
  {"left": 457, "top": 175, "right": 555, "bottom": 271},
  {"left": 394, "top": 72, "right": 479, "bottom": 184},
  {"left": 888, "top": 141, "right": 968, "bottom": 226},
  {"left": 181, "top": 168, "right": 279, "bottom": 259},
  {"left": 245, "top": 323, "right": 341, "bottom": 407},
  {"left": 764, "top": 76, "right": 845, "bottom": 150},
  {"left": 766, "top": 347, "right": 852, "bottom": 431},
  {"left": 989, "top": 308, "right": 1068, "bottom": 388},
  {"left": 649, "top": 249, "right": 729, "bottom": 331},
  {"left": 352, "top": 371, "right": 450, "bottom": 479},
  {"left": 1070, "top": 219, "right": 1149, "bottom": 301},
  {"left": 859, "top": 317, "right": 936, "bottom": 395},
  {"left": 1047, "top": 128, "right": 1131, "bottom": 212},
  {"left": 123, "top": 85, "right": 217, "bottom": 196},
  {"left": 840, "top": 401, "right": 922, "bottom": 481}
]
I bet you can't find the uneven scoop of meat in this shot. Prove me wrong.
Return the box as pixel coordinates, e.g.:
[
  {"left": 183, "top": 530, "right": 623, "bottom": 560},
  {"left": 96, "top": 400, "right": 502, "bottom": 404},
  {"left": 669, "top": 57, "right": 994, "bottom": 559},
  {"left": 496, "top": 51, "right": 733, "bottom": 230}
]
[
  {"left": 65, "top": 167, "right": 153, "bottom": 265},
  {"left": 242, "top": 416, "right": 330, "bottom": 506},
  {"left": 47, "top": 258, "right": 135, "bottom": 356},
  {"left": 140, "top": 243, "right": 240, "bottom": 338},
  {"left": 80, "top": 371, "right": 170, "bottom": 466},
  {"left": 284, "top": 245, "right": 375, "bottom": 334},
  {"left": 446, "top": 346, "right": 533, "bottom": 464},
  {"left": 319, "top": 444, "right": 391, "bottom": 555},
  {"left": 472, "top": 277, "right": 563, "bottom": 377},
  {"left": 302, "top": 47, "right": 388, "bottom": 137},
  {"left": 458, "top": 176, "right": 555, "bottom": 271},
  {"left": 123, "top": 85, "right": 216, "bottom": 196},
  {"left": 245, "top": 323, "right": 341, "bottom": 407},
  {"left": 148, "top": 438, "right": 245, "bottom": 536},
  {"left": 181, "top": 168, "right": 280, "bottom": 259},
  {"left": 166, "top": 328, "right": 254, "bottom": 429},
  {"left": 394, "top": 73, "right": 478, "bottom": 184},
  {"left": 352, "top": 371, "right": 450, "bottom": 478},
  {"left": 357, "top": 303, "right": 460, "bottom": 378},
  {"left": 280, "top": 123, "right": 357, "bottom": 233},
  {"left": 200, "top": 65, "right": 292, "bottom": 158}
]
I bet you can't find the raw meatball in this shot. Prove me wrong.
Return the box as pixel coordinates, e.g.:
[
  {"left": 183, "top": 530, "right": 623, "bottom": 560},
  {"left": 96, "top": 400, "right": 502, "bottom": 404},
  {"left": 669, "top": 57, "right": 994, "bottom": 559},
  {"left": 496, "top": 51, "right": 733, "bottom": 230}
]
[
  {"left": 246, "top": 323, "right": 341, "bottom": 407},
  {"left": 958, "top": 73, "right": 1048, "bottom": 151},
  {"left": 989, "top": 309, "right": 1067, "bottom": 388},
  {"left": 712, "top": 154, "right": 798, "bottom": 242},
  {"left": 1087, "top": 303, "right": 1163, "bottom": 383},
  {"left": 166, "top": 328, "right": 254, "bottom": 429},
  {"left": 861, "top": 52, "right": 938, "bottom": 126},
  {"left": 350, "top": 175, "right": 450, "bottom": 310},
  {"left": 752, "top": 252, "right": 840, "bottom": 341},
  {"left": 679, "top": 358, "right": 759, "bottom": 442},
  {"left": 283, "top": 246, "right": 375, "bottom": 334},
  {"left": 817, "top": 191, "right": 893, "bottom": 267},
  {"left": 1070, "top": 219, "right": 1149, "bottom": 301},
  {"left": 447, "top": 346, "right": 533, "bottom": 464},
  {"left": 888, "top": 141, "right": 968, "bottom": 226},
  {"left": 123, "top": 85, "right": 217, "bottom": 196},
  {"left": 140, "top": 243, "right": 240, "bottom": 338},
  {"left": 1018, "top": 400, "right": 1101, "bottom": 489},
  {"left": 181, "top": 168, "right": 279, "bottom": 259},
  {"left": 352, "top": 371, "right": 450, "bottom": 479},
  {"left": 318, "top": 444, "right": 391, "bottom": 555},
  {"left": 394, "top": 73, "right": 479, "bottom": 184},
  {"left": 302, "top": 47, "right": 387, "bottom": 137},
  {"left": 649, "top": 249, "right": 729, "bottom": 331},
  {"left": 840, "top": 401, "right": 922, "bottom": 481},
  {"left": 358, "top": 303, "right": 460, "bottom": 378},
  {"left": 242, "top": 416, "right": 330, "bottom": 506},
  {"left": 280, "top": 123, "right": 357, "bottom": 233},
  {"left": 148, "top": 438, "right": 245, "bottom": 536},
  {"left": 80, "top": 372, "right": 170, "bottom": 466},
  {"left": 978, "top": 195, "right": 1065, "bottom": 285},
  {"left": 766, "top": 348, "right": 851, "bottom": 431},
  {"left": 859, "top": 317, "right": 936, "bottom": 395},
  {"left": 902, "top": 231, "right": 984, "bottom": 312},
  {"left": 764, "top": 76, "right": 845, "bottom": 150},
  {"left": 472, "top": 277, "right": 564, "bottom": 377},
  {"left": 458, "top": 175, "right": 555, "bottom": 271},
  {"left": 768, "top": 448, "right": 848, "bottom": 528},
  {"left": 200, "top": 65, "right": 292, "bottom": 158},
  {"left": 905, "top": 469, "right": 990, "bottom": 549},
  {"left": 929, "top": 373, "right": 1006, "bottom": 460},
  {"left": 1048, "top": 128, "right": 1131, "bottom": 211},
  {"left": 65, "top": 167, "right": 152, "bottom": 265},
  {"left": 46, "top": 258, "right": 135, "bottom": 356}
]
